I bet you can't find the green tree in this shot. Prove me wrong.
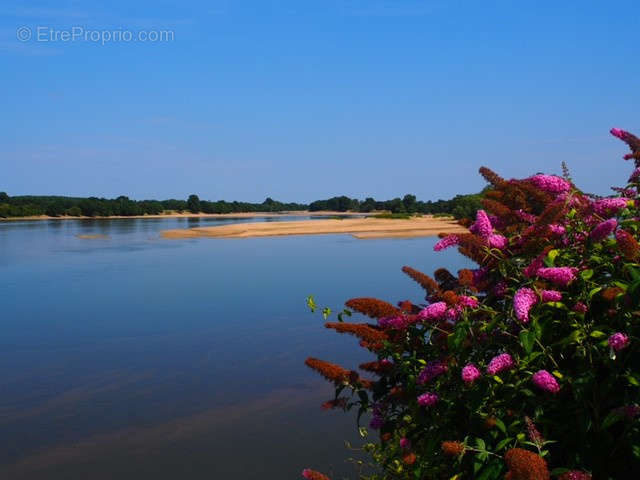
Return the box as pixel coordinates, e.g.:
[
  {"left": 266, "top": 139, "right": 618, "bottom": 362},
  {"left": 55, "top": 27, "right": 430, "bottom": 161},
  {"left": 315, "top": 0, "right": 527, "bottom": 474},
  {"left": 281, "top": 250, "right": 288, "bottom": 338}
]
[
  {"left": 402, "top": 194, "right": 417, "bottom": 213},
  {"left": 360, "top": 197, "right": 376, "bottom": 212},
  {"left": 187, "top": 194, "right": 201, "bottom": 213}
]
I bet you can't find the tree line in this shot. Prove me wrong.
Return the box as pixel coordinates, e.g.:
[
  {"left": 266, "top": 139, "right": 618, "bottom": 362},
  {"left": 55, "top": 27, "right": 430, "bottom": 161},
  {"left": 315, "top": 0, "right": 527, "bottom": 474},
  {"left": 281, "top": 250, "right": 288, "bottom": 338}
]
[
  {"left": 308, "top": 193, "right": 483, "bottom": 219},
  {"left": 0, "top": 191, "right": 482, "bottom": 220}
]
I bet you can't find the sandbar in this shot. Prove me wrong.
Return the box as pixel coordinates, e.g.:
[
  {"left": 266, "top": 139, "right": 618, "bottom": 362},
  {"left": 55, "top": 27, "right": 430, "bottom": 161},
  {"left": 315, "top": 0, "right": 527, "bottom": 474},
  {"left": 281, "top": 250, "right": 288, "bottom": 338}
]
[{"left": 161, "top": 215, "right": 467, "bottom": 240}]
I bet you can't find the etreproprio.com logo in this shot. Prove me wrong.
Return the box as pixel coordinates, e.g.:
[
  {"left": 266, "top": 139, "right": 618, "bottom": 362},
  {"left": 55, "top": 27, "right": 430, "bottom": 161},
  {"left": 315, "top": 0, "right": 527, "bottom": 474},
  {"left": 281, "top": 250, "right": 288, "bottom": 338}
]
[{"left": 16, "top": 26, "right": 175, "bottom": 45}]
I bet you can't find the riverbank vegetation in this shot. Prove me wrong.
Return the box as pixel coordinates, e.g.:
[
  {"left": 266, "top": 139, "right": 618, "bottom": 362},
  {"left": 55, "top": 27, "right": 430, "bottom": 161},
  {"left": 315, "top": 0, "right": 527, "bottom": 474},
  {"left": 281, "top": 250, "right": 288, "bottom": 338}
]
[
  {"left": 0, "top": 192, "right": 482, "bottom": 219},
  {"left": 309, "top": 193, "right": 482, "bottom": 219},
  {"left": 304, "top": 128, "right": 640, "bottom": 479}
]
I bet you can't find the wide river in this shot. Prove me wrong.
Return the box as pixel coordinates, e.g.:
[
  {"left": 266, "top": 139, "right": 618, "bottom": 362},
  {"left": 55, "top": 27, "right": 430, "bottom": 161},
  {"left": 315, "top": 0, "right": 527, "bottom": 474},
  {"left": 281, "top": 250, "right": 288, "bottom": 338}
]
[{"left": 0, "top": 217, "right": 469, "bottom": 479}]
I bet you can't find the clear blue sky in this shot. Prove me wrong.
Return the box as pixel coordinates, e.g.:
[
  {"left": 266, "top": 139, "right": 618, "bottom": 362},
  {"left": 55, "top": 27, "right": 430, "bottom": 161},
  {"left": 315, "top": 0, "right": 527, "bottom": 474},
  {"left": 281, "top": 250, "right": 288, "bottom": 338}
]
[{"left": 2, "top": 1, "right": 639, "bottom": 202}]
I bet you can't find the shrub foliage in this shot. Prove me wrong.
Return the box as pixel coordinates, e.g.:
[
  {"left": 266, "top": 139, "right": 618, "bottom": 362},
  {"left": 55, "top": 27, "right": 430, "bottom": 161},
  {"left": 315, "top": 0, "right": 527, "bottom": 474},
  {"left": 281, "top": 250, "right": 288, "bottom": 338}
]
[{"left": 304, "top": 129, "right": 640, "bottom": 479}]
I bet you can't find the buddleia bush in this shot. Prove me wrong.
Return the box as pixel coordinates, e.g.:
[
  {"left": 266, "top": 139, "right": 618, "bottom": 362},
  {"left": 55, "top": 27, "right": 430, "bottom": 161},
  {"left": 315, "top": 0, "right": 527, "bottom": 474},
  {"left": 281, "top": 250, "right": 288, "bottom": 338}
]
[{"left": 304, "top": 129, "right": 640, "bottom": 480}]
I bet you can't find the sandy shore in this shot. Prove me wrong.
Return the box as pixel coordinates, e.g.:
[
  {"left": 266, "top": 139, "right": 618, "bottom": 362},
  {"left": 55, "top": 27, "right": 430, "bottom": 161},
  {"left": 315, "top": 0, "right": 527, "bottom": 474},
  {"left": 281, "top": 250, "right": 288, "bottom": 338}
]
[
  {"left": 0, "top": 211, "right": 364, "bottom": 222},
  {"left": 76, "top": 234, "right": 110, "bottom": 239},
  {"left": 161, "top": 215, "right": 467, "bottom": 240}
]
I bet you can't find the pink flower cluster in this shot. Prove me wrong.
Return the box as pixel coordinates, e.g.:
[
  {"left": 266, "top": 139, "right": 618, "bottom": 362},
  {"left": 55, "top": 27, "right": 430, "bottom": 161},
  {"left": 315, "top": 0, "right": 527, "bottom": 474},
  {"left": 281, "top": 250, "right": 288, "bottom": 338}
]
[
  {"left": 470, "top": 210, "right": 494, "bottom": 237},
  {"left": 536, "top": 267, "right": 578, "bottom": 286},
  {"left": 461, "top": 364, "right": 481, "bottom": 384},
  {"left": 629, "top": 167, "right": 640, "bottom": 182},
  {"left": 417, "top": 392, "right": 438, "bottom": 407},
  {"left": 572, "top": 302, "right": 588, "bottom": 313},
  {"left": 523, "top": 251, "right": 547, "bottom": 278},
  {"left": 486, "top": 353, "right": 515, "bottom": 375},
  {"left": 541, "top": 290, "right": 562, "bottom": 302},
  {"left": 458, "top": 295, "right": 479, "bottom": 308},
  {"left": 532, "top": 369, "right": 560, "bottom": 393},
  {"left": 608, "top": 332, "right": 630, "bottom": 352},
  {"left": 399, "top": 437, "right": 411, "bottom": 450},
  {"left": 417, "top": 302, "right": 447, "bottom": 322},
  {"left": 513, "top": 287, "right": 537, "bottom": 323},
  {"left": 379, "top": 315, "right": 410, "bottom": 329},
  {"left": 615, "top": 404, "right": 640, "bottom": 420},
  {"left": 433, "top": 235, "right": 460, "bottom": 251},
  {"left": 418, "top": 360, "right": 448, "bottom": 384},
  {"left": 528, "top": 174, "right": 571, "bottom": 195},
  {"left": 558, "top": 471, "right": 593, "bottom": 480},
  {"left": 493, "top": 280, "right": 508, "bottom": 297},
  {"left": 610, "top": 127, "right": 630, "bottom": 141},
  {"left": 488, "top": 233, "right": 508, "bottom": 249},
  {"left": 590, "top": 218, "right": 617, "bottom": 241},
  {"left": 593, "top": 197, "right": 629, "bottom": 217},
  {"left": 515, "top": 209, "right": 537, "bottom": 223}
]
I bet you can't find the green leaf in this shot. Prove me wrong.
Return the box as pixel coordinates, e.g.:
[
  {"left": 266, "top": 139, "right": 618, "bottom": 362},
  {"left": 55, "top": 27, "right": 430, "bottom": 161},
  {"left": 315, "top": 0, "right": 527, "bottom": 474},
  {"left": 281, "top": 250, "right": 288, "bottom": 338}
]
[
  {"left": 627, "top": 374, "right": 640, "bottom": 387},
  {"left": 580, "top": 269, "right": 594, "bottom": 281},
  {"left": 475, "top": 438, "right": 486, "bottom": 451},
  {"left": 496, "top": 438, "right": 511, "bottom": 450},
  {"left": 306, "top": 295, "right": 316, "bottom": 313},
  {"left": 494, "top": 418, "right": 506, "bottom": 434},
  {"left": 626, "top": 265, "right": 640, "bottom": 282},
  {"left": 322, "top": 307, "right": 332, "bottom": 320},
  {"left": 476, "top": 463, "right": 502, "bottom": 480},
  {"left": 448, "top": 326, "right": 467, "bottom": 350},
  {"left": 588, "top": 287, "right": 603, "bottom": 299},
  {"left": 590, "top": 330, "right": 606, "bottom": 339},
  {"left": 602, "top": 411, "right": 623, "bottom": 429},
  {"left": 613, "top": 281, "right": 629, "bottom": 291},
  {"left": 519, "top": 329, "right": 536, "bottom": 355}
]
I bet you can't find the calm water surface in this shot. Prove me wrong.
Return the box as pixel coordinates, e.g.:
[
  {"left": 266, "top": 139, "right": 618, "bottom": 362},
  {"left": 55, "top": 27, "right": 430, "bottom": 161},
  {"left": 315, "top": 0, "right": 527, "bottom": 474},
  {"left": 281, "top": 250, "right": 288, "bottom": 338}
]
[{"left": 0, "top": 217, "right": 470, "bottom": 479}]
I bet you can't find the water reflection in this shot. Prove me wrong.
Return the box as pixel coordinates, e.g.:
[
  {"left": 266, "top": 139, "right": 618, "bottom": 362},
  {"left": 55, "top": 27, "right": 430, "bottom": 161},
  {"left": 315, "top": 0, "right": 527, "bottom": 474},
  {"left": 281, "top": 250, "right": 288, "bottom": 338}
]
[{"left": 0, "top": 218, "right": 471, "bottom": 479}]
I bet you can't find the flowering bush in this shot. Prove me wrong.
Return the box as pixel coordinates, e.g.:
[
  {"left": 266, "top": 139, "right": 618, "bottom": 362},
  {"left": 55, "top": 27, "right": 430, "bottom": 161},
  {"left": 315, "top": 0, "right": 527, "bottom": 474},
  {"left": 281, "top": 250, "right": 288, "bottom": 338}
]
[{"left": 304, "top": 129, "right": 640, "bottom": 479}]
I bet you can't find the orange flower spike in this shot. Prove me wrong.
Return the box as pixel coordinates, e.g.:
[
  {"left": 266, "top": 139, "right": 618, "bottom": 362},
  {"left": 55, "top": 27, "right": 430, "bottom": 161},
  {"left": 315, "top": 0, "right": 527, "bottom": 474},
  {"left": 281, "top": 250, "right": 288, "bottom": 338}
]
[
  {"left": 304, "top": 357, "right": 353, "bottom": 384},
  {"left": 345, "top": 298, "right": 400, "bottom": 318},
  {"left": 401, "top": 266, "right": 441, "bottom": 295},
  {"left": 482, "top": 198, "right": 513, "bottom": 218},
  {"left": 616, "top": 229, "right": 640, "bottom": 261},
  {"left": 441, "top": 441, "right": 465, "bottom": 457},
  {"left": 402, "top": 452, "right": 417, "bottom": 465},
  {"left": 301, "top": 469, "right": 331, "bottom": 480},
  {"left": 324, "top": 322, "right": 388, "bottom": 344},
  {"left": 602, "top": 287, "right": 624, "bottom": 302},
  {"left": 441, "top": 290, "right": 459, "bottom": 306},
  {"left": 359, "top": 361, "right": 392, "bottom": 374},
  {"left": 479, "top": 166, "right": 507, "bottom": 187},
  {"left": 458, "top": 268, "right": 474, "bottom": 287},
  {"left": 504, "top": 448, "right": 550, "bottom": 480}
]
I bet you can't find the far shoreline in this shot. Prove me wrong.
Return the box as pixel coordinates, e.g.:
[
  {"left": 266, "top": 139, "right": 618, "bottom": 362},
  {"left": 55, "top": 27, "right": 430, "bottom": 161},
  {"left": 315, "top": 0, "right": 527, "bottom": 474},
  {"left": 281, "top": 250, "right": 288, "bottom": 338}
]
[{"left": 0, "top": 210, "right": 366, "bottom": 222}]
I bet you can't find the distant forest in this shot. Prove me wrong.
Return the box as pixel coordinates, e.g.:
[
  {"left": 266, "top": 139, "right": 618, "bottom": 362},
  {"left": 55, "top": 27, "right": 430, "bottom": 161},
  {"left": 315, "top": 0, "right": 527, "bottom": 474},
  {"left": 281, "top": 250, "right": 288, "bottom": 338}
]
[{"left": 0, "top": 191, "right": 482, "bottom": 220}]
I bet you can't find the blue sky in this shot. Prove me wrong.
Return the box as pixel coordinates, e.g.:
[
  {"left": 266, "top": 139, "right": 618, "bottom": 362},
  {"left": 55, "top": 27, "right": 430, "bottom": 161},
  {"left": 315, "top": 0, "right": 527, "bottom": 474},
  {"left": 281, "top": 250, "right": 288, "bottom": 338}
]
[{"left": 2, "top": 1, "right": 639, "bottom": 202}]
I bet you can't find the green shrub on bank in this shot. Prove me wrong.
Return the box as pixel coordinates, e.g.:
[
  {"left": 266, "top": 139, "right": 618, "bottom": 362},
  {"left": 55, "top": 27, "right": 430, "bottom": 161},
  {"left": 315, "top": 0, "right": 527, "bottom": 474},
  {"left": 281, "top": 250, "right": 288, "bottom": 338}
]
[{"left": 304, "top": 128, "right": 640, "bottom": 479}]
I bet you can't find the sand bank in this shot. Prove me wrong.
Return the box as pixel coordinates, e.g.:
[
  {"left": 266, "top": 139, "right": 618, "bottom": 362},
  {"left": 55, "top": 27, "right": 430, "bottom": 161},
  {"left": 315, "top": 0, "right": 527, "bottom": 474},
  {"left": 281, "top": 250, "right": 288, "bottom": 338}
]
[
  {"left": 161, "top": 215, "right": 467, "bottom": 240},
  {"left": 76, "top": 234, "right": 109, "bottom": 239}
]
